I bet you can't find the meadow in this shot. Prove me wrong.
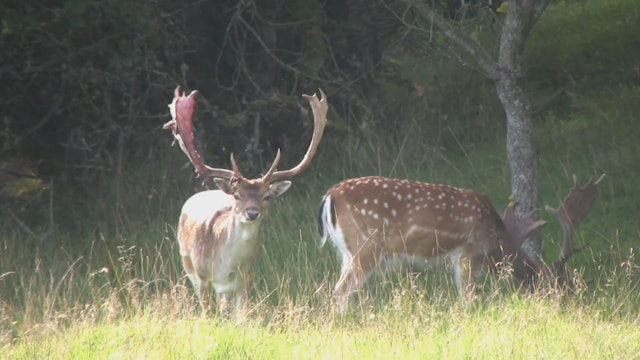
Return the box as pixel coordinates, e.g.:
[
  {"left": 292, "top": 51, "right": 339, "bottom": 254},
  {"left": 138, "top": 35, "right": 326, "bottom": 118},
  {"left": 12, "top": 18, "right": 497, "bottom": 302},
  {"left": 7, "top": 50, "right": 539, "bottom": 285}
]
[
  {"left": 2, "top": 87, "right": 639, "bottom": 358},
  {"left": 2, "top": 0, "right": 640, "bottom": 358}
]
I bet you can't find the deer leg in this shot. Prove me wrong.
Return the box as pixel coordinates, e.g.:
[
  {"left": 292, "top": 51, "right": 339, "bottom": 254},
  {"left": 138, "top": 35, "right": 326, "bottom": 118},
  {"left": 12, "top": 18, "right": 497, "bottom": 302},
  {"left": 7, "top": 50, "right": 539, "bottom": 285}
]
[
  {"left": 216, "top": 291, "right": 232, "bottom": 318},
  {"left": 334, "top": 253, "right": 373, "bottom": 313},
  {"left": 196, "top": 280, "right": 214, "bottom": 315},
  {"left": 330, "top": 244, "right": 353, "bottom": 312},
  {"left": 181, "top": 255, "right": 214, "bottom": 314},
  {"left": 181, "top": 255, "right": 205, "bottom": 302},
  {"left": 334, "top": 268, "right": 366, "bottom": 313},
  {"left": 234, "top": 281, "right": 249, "bottom": 318},
  {"left": 450, "top": 253, "right": 482, "bottom": 299}
]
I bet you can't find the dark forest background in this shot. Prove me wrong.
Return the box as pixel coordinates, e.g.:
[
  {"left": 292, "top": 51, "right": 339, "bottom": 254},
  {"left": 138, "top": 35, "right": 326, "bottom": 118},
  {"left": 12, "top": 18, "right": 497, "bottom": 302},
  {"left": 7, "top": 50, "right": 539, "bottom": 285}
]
[{"left": 1, "top": 0, "right": 638, "bottom": 265}]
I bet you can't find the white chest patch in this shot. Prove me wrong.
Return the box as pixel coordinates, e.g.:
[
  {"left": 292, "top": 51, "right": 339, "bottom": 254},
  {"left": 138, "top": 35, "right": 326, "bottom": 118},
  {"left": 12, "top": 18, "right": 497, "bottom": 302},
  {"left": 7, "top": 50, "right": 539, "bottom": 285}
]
[{"left": 212, "top": 220, "right": 262, "bottom": 292}]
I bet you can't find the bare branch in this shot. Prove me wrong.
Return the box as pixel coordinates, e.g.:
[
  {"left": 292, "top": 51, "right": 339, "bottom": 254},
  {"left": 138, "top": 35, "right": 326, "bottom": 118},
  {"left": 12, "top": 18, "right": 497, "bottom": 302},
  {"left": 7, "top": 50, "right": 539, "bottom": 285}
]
[{"left": 398, "top": 0, "right": 501, "bottom": 79}]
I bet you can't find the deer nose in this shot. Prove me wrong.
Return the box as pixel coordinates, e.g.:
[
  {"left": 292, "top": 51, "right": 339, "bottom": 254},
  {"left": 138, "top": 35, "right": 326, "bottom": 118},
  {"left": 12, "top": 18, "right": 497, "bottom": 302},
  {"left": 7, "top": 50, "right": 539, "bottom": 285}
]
[{"left": 245, "top": 208, "right": 261, "bottom": 221}]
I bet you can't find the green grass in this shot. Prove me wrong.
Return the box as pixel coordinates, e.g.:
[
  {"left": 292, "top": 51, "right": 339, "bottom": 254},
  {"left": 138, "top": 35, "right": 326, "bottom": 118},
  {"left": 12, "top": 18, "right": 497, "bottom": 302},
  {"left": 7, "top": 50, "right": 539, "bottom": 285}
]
[
  {"left": 4, "top": 290, "right": 640, "bottom": 359},
  {"left": 2, "top": 86, "right": 640, "bottom": 357},
  {"left": 2, "top": 115, "right": 640, "bottom": 358},
  {"left": 2, "top": 122, "right": 639, "bottom": 356}
]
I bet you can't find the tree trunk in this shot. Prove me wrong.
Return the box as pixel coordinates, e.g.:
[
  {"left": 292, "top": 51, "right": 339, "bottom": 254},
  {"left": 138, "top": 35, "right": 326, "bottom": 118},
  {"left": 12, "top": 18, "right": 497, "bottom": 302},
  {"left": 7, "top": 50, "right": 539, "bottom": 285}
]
[
  {"left": 494, "top": 0, "right": 550, "bottom": 256},
  {"left": 495, "top": 74, "right": 541, "bottom": 256},
  {"left": 400, "top": 0, "right": 550, "bottom": 257}
]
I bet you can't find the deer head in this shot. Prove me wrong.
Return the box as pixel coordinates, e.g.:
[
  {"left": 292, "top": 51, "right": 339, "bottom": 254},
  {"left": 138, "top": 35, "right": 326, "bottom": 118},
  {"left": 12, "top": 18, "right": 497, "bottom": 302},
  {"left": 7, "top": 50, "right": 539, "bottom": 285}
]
[{"left": 165, "top": 86, "right": 328, "bottom": 316}]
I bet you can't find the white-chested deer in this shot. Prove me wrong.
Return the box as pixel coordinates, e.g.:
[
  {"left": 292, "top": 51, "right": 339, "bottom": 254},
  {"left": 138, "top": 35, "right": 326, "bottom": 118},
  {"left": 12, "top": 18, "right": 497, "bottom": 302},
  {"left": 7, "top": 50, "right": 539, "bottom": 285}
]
[
  {"left": 164, "top": 86, "right": 328, "bottom": 316},
  {"left": 318, "top": 174, "right": 605, "bottom": 312}
]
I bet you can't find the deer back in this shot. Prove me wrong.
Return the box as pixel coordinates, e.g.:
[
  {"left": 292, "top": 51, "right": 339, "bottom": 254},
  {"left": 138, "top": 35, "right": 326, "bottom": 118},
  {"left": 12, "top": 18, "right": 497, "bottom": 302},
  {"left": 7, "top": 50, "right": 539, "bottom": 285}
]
[{"left": 321, "top": 177, "right": 512, "bottom": 257}]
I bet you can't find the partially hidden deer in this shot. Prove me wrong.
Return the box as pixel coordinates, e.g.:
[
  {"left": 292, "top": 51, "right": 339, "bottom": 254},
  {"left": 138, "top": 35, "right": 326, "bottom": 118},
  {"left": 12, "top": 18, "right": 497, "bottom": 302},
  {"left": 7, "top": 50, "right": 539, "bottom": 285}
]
[
  {"left": 164, "top": 86, "right": 328, "bottom": 316},
  {"left": 318, "top": 174, "right": 605, "bottom": 312}
]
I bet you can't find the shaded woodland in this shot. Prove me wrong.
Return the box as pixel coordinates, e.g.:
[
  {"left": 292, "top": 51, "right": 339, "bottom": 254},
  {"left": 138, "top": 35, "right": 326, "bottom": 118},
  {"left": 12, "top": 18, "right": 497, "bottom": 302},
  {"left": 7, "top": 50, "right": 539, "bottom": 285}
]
[{"left": 1, "top": 0, "right": 638, "bottom": 248}]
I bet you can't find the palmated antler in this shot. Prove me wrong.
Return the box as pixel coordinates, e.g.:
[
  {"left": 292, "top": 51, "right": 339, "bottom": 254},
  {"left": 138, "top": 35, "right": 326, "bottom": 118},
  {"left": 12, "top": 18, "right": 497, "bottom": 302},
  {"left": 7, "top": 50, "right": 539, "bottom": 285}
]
[
  {"left": 263, "top": 89, "right": 329, "bottom": 183},
  {"left": 164, "top": 86, "right": 329, "bottom": 186},
  {"left": 502, "top": 199, "right": 548, "bottom": 248},
  {"left": 163, "top": 86, "right": 235, "bottom": 180},
  {"left": 545, "top": 174, "right": 606, "bottom": 269}
]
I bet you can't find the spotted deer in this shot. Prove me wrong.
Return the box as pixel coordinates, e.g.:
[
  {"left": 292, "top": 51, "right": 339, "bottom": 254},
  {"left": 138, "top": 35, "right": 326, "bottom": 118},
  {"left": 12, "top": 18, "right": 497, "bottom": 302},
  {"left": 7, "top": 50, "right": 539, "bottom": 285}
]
[
  {"left": 164, "top": 86, "right": 328, "bottom": 316},
  {"left": 318, "top": 174, "right": 605, "bottom": 312}
]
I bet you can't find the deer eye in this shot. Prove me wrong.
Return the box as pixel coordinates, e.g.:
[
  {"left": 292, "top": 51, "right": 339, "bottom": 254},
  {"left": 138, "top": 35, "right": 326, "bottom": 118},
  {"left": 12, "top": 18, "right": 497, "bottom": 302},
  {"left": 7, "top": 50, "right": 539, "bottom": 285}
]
[{"left": 233, "top": 193, "right": 241, "bottom": 200}]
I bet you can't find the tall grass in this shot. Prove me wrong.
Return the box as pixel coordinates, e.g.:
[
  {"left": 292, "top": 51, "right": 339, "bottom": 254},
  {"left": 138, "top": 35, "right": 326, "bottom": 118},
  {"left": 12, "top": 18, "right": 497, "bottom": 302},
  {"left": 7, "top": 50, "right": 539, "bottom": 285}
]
[
  {"left": 2, "top": 95, "right": 640, "bottom": 357},
  {"left": 3, "top": 82, "right": 640, "bottom": 356}
]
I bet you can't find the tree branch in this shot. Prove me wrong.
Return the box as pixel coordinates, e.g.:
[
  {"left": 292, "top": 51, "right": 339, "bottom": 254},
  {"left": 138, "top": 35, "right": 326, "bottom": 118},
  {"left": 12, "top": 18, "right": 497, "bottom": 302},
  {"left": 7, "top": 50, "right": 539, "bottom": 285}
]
[
  {"left": 498, "top": 0, "right": 550, "bottom": 76},
  {"left": 399, "top": 0, "right": 501, "bottom": 79}
]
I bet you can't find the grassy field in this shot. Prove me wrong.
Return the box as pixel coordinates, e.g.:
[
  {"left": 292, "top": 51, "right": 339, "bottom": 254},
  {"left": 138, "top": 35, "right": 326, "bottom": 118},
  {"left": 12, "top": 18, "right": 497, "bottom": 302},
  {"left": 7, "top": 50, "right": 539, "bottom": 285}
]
[
  {"left": 2, "top": 95, "right": 640, "bottom": 358},
  {"left": 2, "top": 90, "right": 639, "bottom": 358},
  {"left": 5, "top": 293, "right": 640, "bottom": 359},
  {"left": 2, "top": 0, "right": 640, "bottom": 358}
]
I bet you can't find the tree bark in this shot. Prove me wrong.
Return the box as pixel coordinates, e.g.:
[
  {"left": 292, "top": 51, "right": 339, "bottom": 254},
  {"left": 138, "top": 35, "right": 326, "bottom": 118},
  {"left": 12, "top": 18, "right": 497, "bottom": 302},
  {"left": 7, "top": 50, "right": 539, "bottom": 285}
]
[
  {"left": 495, "top": 74, "right": 540, "bottom": 255},
  {"left": 494, "top": 0, "right": 549, "bottom": 256}
]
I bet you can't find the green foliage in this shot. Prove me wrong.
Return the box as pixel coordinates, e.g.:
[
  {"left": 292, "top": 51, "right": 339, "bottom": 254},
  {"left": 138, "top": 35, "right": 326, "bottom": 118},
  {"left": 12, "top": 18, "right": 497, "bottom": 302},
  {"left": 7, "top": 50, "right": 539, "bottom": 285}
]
[
  {"left": 527, "top": 0, "right": 640, "bottom": 104},
  {"left": 0, "top": 159, "right": 46, "bottom": 202}
]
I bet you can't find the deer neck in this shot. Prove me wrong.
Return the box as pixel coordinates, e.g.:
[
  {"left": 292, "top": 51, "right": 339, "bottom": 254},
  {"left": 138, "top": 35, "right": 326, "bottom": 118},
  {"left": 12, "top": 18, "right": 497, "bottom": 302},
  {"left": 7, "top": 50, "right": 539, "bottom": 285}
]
[{"left": 216, "top": 208, "right": 264, "bottom": 246}]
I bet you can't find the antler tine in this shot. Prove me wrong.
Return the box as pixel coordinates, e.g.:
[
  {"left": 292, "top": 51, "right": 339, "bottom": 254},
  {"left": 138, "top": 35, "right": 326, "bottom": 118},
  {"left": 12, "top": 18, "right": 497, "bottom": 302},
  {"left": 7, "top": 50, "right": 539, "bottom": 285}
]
[
  {"left": 261, "top": 149, "right": 282, "bottom": 180},
  {"left": 264, "top": 88, "right": 328, "bottom": 183},
  {"left": 163, "top": 86, "right": 235, "bottom": 180},
  {"left": 229, "top": 153, "right": 241, "bottom": 174},
  {"left": 545, "top": 173, "right": 606, "bottom": 265}
]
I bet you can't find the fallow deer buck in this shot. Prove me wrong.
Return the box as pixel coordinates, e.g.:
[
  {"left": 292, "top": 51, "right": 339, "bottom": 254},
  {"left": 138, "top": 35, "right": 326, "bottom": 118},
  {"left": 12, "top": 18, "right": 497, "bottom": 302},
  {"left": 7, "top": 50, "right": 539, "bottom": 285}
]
[
  {"left": 318, "top": 174, "right": 605, "bottom": 312},
  {"left": 164, "top": 86, "right": 328, "bottom": 316}
]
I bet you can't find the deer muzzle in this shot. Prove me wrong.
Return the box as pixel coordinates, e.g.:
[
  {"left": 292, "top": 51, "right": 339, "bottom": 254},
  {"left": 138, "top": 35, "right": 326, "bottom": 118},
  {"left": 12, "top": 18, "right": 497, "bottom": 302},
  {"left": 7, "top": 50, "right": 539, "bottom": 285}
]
[{"left": 245, "top": 208, "right": 261, "bottom": 221}]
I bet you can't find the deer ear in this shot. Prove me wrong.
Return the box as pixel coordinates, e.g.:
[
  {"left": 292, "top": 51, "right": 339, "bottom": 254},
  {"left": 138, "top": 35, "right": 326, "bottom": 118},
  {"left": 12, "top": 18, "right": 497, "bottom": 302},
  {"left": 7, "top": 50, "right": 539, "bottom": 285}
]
[
  {"left": 268, "top": 181, "right": 292, "bottom": 198},
  {"left": 213, "top": 177, "right": 236, "bottom": 194}
]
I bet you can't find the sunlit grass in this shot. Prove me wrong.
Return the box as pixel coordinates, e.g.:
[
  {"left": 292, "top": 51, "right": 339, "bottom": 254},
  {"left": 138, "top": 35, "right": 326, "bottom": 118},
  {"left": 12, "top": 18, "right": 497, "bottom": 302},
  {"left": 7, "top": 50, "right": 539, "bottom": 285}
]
[
  {"left": 3, "top": 97, "right": 640, "bottom": 358},
  {"left": 3, "top": 285, "right": 640, "bottom": 359},
  {"left": 2, "top": 165, "right": 640, "bottom": 358},
  {"left": 3, "top": 107, "right": 639, "bottom": 358}
]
